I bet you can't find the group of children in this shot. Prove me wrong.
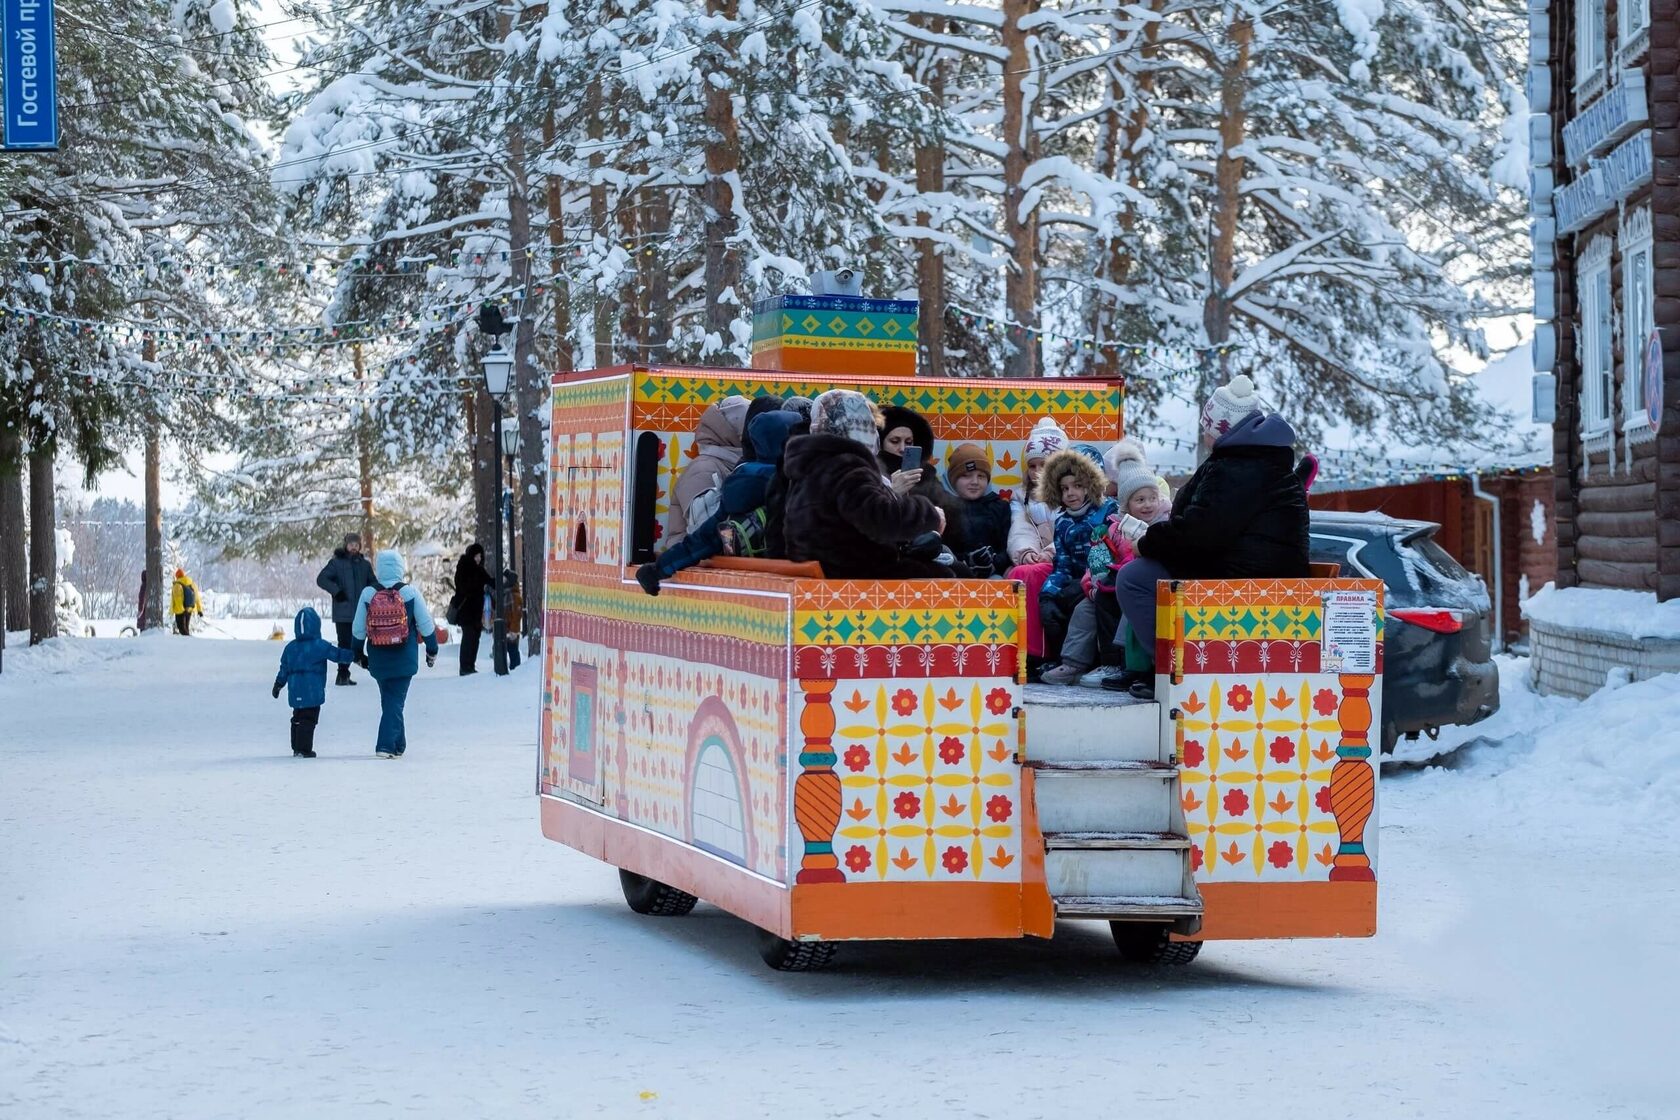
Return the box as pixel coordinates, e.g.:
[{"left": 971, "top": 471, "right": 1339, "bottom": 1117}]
[{"left": 639, "top": 386, "right": 1174, "bottom": 695}]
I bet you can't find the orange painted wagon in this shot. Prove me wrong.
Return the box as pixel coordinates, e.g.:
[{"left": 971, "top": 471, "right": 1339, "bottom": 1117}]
[{"left": 538, "top": 356, "right": 1383, "bottom": 970}]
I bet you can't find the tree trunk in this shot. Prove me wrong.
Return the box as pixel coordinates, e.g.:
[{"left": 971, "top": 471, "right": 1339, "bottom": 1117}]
[
  {"left": 1000, "top": 0, "right": 1042, "bottom": 378},
  {"left": 0, "top": 430, "right": 27, "bottom": 632},
  {"left": 643, "top": 186, "right": 672, "bottom": 363},
  {"left": 588, "top": 81, "right": 615, "bottom": 369},
  {"left": 703, "top": 0, "right": 743, "bottom": 345},
  {"left": 543, "top": 105, "right": 574, "bottom": 375},
  {"left": 28, "top": 446, "right": 55, "bottom": 644},
  {"left": 1202, "top": 15, "right": 1253, "bottom": 380},
  {"left": 914, "top": 16, "right": 948, "bottom": 378},
  {"left": 142, "top": 340, "right": 164, "bottom": 632},
  {"left": 507, "top": 56, "right": 548, "bottom": 655},
  {"left": 469, "top": 387, "right": 497, "bottom": 550},
  {"left": 352, "top": 342, "right": 374, "bottom": 549}
]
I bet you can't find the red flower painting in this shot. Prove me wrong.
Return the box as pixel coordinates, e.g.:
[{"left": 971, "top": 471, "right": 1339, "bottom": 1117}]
[
  {"left": 1222, "top": 788, "right": 1250, "bottom": 817},
  {"left": 1226, "top": 684, "right": 1253, "bottom": 712},
  {"left": 893, "top": 791, "right": 922, "bottom": 819},
  {"left": 1181, "top": 739, "right": 1205, "bottom": 768},
  {"left": 985, "top": 794, "right": 1013, "bottom": 823},
  {"left": 844, "top": 845, "right": 871, "bottom": 873},
  {"left": 843, "top": 745, "right": 870, "bottom": 772},
  {"left": 1315, "top": 785, "right": 1334, "bottom": 814},
  {"left": 985, "top": 687, "right": 1012, "bottom": 715},
  {"left": 938, "top": 736, "right": 966, "bottom": 765},
  {"left": 1190, "top": 844, "right": 1204, "bottom": 872},
  {"left": 941, "top": 846, "right": 969, "bottom": 875},
  {"left": 1313, "top": 688, "right": 1339, "bottom": 716},
  {"left": 1267, "top": 840, "right": 1294, "bottom": 869},
  {"left": 891, "top": 689, "right": 918, "bottom": 717},
  {"left": 1268, "top": 736, "right": 1296, "bottom": 764}
]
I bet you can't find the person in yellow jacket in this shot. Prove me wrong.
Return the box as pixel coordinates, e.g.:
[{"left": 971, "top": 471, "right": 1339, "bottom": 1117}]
[{"left": 171, "top": 568, "right": 204, "bottom": 636}]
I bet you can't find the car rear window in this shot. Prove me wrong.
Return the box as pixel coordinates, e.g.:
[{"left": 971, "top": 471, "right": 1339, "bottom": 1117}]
[{"left": 1398, "top": 531, "right": 1490, "bottom": 610}]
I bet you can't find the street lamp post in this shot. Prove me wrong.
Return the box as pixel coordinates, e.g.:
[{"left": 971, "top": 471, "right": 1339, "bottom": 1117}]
[
  {"left": 499, "top": 416, "right": 522, "bottom": 671},
  {"left": 481, "top": 334, "right": 513, "bottom": 678}
]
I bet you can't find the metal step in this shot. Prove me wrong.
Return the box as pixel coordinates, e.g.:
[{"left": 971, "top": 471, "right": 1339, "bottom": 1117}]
[
  {"left": 1024, "top": 759, "right": 1177, "bottom": 775},
  {"left": 1054, "top": 895, "right": 1204, "bottom": 919},
  {"left": 1032, "top": 765, "right": 1178, "bottom": 833},
  {"left": 1023, "top": 692, "right": 1162, "bottom": 764},
  {"left": 1047, "top": 849, "right": 1187, "bottom": 897},
  {"left": 1043, "top": 830, "right": 1191, "bottom": 851}
]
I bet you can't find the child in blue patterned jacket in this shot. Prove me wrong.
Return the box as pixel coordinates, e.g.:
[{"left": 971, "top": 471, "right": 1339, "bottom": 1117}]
[{"left": 1036, "top": 449, "right": 1116, "bottom": 671}]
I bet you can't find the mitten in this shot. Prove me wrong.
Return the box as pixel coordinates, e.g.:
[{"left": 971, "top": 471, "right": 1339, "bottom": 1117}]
[{"left": 271, "top": 682, "right": 282, "bottom": 699}]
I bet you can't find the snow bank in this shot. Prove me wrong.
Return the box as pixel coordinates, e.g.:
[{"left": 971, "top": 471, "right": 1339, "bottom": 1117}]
[
  {"left": 1388, "top": 654, "right": 1569, "bottom": 764},
  {"left": 0, "top": 636, "right": 140, "bottom": 678},
  {"left": 1522, "top": 583, "right": 1680, "bottom": 641},
  {"left": 1399, "top": 664, "right": 1680, "bottom": 845}
]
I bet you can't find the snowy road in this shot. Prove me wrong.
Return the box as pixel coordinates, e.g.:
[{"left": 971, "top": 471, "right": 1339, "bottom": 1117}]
[{"left": 3, "top": 636, "right": 1674, "bottom": 1118}]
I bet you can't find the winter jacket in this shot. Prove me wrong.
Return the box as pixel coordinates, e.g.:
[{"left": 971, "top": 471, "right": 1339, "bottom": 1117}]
[
  {"left": 782, "top": 432, "right": 945, "bottom": 579},
  {"left": 1085, "top": 516, "right": 1139, "bottom": 595},
  {"left": 877, "top": 405, "right": 963, "bottom": 528},
  {"left": 352, "top": 550, "right": 440, "bottom": 681},
  {"left": 945, "top": 491, "right": 1012, "bottom": 576},
  {"left": 1137, "top": 412, "right": 1311, "bottom": 580},
  {"left": 452, "top": 546, "right": 492, "bottom": 629},
  {"left": 1008, "top": 495, "right": 1056, "bottom": 564},
  {"left": 316, "top": 548, "right": 376, "bottom": 625},
  {"left": 170, "top": 575, "right": 203, "bottom": 617},
  {"left": 1042, "top": 498, "right": 1118, "bottom": 599},
  {"left": 666, "top": 396, "right": 749, "bottom": 548},
  {"left": 274, "top": 606, "right": 354, "bottom": 709}
]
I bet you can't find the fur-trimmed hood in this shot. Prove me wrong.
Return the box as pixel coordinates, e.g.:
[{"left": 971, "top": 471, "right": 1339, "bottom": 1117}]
[{"left": 1037, "top": 448, "right": 1108, "bottom": 509}]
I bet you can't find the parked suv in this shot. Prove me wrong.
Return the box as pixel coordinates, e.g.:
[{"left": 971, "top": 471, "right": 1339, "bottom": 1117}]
[{"left": 1308, "top": 512, "right": 1499, "bottom": 754}]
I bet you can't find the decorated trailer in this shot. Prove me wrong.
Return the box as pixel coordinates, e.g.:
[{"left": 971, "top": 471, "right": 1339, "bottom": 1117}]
[{"left": 538, "top": 362, "right": 1383, "bottom": 970}]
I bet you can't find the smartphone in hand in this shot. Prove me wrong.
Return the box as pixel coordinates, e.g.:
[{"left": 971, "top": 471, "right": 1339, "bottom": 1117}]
[{"left": 901, "top": 445, "right": 923, "bottom": 472}]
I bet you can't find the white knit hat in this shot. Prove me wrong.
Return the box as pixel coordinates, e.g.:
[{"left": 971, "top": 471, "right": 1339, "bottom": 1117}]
[
  {"left": 1104, "top": 439, "right": 1163, "bottom": 506},
  {"left": 1199, "top": 375, "right": 1266, "bottom": 442},
  {"left": 1023, "top": 417, "right": 1068, "bottom": 462},
  {"left": 811, "top": 389, "right": 880, "bottom": 451}
]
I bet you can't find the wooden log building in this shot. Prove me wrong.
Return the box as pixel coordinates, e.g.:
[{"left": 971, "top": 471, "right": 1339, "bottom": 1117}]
[{"left": 1532, "top": 0, "right": 1679, "bottom": 601}]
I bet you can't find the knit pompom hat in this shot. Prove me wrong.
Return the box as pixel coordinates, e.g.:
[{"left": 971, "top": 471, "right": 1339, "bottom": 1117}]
[
  {"left": 1200, "top": 374, "right": 1266, "bottom": 442},
  {"left": 1023, "top": 417, "right": 1068, "bottom": 463},
  {"left": 810, "top": 389, "right": 881, "bottom": 452},
  {"left": 947, "top": 442, "right": 991, "bottom": 479}
]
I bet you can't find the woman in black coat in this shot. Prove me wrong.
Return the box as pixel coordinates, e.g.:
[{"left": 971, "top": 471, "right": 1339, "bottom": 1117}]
[
  {"left": 452, "top": 543, "right": 492, "bottom": 676},
  {"left": 782, "top": 390, "right": 947, "bottom": 579}
]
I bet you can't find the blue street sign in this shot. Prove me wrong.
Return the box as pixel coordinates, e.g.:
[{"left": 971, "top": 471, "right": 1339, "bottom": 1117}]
[{"left": 1, "top": 0, "right": 58, "bottom": 150}]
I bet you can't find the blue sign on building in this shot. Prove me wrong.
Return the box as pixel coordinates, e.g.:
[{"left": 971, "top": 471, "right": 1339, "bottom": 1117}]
[{"left": 2, "top": 0, "right": 58, "bottom": 150}]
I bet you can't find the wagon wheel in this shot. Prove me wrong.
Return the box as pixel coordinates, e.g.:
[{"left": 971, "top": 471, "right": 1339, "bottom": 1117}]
[
  {"left": 1110, "top": 922, "right": 1203, "bottom": 966},
  {"left": 618, "top": 869, "right": 698, "bottom": 917},
  {"left": 755, "top": 929, "right": 836, "bottom": 972}
]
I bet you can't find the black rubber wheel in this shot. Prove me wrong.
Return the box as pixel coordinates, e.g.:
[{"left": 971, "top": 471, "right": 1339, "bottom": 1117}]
[
  {"left": 1110, "top": 922, "right": 1203, "bottom": 966},
  {"left": 618, "top": 869, "right": 698, "bottom": 916},
  {"left": 755, "top": 929, "right": 837, "bottom": 971}
]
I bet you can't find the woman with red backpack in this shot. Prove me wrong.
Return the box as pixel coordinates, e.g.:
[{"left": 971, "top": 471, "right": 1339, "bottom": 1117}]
[{"left": 351, "top": 549, "right": 440, "bottom": 758}]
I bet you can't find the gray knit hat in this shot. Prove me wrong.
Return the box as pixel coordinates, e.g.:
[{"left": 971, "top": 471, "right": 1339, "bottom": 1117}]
[
  {"left": 810, "top": 389, "right": 880, "bottom": 451},
  {"left": 1106, "top": 438, "right": 1168, "bottom": 506}
]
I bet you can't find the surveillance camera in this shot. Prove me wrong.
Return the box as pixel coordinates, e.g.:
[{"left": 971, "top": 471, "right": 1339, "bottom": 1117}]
[{"left": 812, "top": 267, "right": 864, "bottom": 298}]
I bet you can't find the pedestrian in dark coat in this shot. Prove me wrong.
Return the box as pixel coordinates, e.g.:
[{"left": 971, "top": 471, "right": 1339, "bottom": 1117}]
[
  {"left": 315, "top": 533, "right": 375, "bottom": 684},
  {"left": 1114, "top": 376, "right": 1311, "bottom": 691},
  {"left": 782, "top": 389, "right": 946, "bottom": 579},
  {"left": 878, "top": 405, "right": 962, "bottom": 527},
  {"left": 272, "top": 606, "right": 355, "bottom": 757},
  {"left": 452, "top": 543, "right": 492, "bottom": 675}
]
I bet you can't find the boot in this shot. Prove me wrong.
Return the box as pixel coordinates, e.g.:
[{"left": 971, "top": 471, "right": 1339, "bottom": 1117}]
[
  {"left": 635, "top": 562, "right": 662, "bottom": 597},
  {"left": 335, "top": 667, "right": 356, "bottom": 686}
]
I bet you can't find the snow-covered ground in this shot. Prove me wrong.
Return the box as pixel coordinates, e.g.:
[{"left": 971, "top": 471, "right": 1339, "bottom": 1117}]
[{"left": 3, "top": 635, "right": 1675, "bottom": 1118}]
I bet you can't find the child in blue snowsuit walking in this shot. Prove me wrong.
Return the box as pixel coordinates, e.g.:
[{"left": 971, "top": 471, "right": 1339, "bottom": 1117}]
[
  {"left": 272, "top": 606, "right": 355, "bottom": 757},
  {"left": 636, "top": 408, "right": 803, "bottom": 595}
]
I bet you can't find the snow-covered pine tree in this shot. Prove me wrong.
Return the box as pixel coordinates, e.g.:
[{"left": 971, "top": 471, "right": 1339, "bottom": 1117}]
[{"left": 0, "top": 0, "right": 281, "bottom": 640}]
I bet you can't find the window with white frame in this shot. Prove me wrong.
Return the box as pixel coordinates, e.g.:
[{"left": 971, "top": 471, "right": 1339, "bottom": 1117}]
[
  {"left": 1622, "top": 208, "right": 1654, "bottom": 430},
  {"left": 1619, "top": 0, "right": 1651, "bottom": 58},
  {"left": 1576, "top": 0, "right": 1607, "bottom": 91},
  {"left": 1579, "top": 237, "right": 1614, "bottom": 437}
]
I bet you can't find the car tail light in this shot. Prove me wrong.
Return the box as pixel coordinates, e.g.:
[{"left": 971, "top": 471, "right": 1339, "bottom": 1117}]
[{"left": 1391, "top": 608, "right": 1464, "bottom": 634}]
